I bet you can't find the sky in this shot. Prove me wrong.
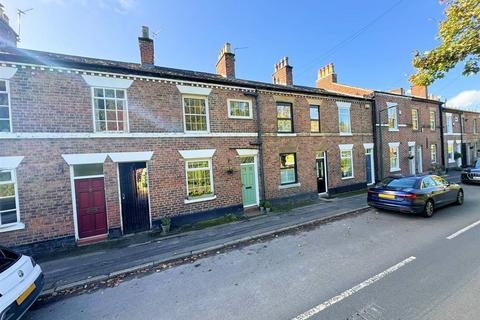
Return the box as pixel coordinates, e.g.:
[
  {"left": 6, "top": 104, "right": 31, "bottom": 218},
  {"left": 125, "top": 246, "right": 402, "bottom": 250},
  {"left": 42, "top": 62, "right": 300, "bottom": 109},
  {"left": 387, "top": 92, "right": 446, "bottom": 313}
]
[{"left": 3, "top": 0, "right": 479, "bottom": 109}]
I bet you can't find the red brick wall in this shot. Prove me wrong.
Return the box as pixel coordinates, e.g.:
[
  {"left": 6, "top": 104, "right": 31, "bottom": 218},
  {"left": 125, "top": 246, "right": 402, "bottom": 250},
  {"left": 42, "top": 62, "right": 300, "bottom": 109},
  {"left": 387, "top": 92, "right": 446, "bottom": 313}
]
[{"left": 375, "top": 94, "right": 442, "bottom": 176}]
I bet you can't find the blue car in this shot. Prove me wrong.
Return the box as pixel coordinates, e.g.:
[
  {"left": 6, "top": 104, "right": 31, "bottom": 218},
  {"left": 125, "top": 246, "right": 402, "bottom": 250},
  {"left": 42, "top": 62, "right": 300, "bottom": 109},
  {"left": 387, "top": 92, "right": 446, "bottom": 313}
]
[
  {"left": 368, "top": 175, "right": 464, "bottom": 217},
  {"left": 461, "top": 159, "right": 480, "bottom": 184}
]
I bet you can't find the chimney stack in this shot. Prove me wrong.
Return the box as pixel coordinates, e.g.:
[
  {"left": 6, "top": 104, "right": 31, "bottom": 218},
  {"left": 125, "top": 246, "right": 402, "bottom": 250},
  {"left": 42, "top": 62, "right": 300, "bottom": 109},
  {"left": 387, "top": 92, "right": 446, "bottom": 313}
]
[
  {"left": 0, "top": 4, "right": 18, "bottom": 48},
  {"left": 138, "top": 26, "right": 154, "bottom": 65},
  {"left": 410, "top": 85, "right": 428, "bottom": 99},
  {"left": 316, "top": 63, "right": 337, "bottom": 88},
  {"left": 216, "top": 42, "right": 235, "bottom": 78},
  {"left": 272, "top": 57, "right": 293, "bottom": 86}
]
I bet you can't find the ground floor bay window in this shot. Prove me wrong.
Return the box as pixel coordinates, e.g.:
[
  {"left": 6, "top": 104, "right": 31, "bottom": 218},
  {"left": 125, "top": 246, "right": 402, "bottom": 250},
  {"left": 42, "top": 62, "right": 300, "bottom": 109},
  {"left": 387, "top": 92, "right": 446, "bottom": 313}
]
[
  {"left": 339, "top": 144, "right": 354, "bottom": 179},
  {"left": 0, "top": 156, "right": 24, "bottom": 232}
]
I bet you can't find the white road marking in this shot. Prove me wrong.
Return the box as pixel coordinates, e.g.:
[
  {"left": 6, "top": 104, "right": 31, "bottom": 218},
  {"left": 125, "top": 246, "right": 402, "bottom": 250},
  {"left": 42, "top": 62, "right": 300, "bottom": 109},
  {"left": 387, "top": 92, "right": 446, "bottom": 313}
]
[
  {"left": 291, "top": 256, "right": 416, "bottom": 320},
  {"left": 446, "top": 219, "right": 480, "bottom": 240}
]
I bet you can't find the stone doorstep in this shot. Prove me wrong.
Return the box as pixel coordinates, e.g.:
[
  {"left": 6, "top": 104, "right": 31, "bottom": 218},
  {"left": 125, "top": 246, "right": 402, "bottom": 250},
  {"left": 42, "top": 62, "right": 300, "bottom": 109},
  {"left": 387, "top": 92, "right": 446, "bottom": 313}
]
[{"left": 39, "top": 205, "right": 370, "bottom": 299}]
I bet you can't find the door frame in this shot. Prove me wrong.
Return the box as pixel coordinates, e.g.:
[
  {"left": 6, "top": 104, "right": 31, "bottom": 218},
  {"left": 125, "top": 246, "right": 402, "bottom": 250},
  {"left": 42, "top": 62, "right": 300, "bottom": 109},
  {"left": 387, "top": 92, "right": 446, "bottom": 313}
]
[
  {"left": 364, "top": 144, "right": 375, "bottom": 185},
  {"left": 408, "top": 142, "right": 416, "bottom": 175},
  {"left": 417, "top": 145, "right": 423, "bottom": 173},
  {"left": 240, "top": 155, "right": 260, "bottom": 208},
  {"left": 116, "top": 161, "right": 153, "bottom": 235},
  {"left": 316, "top": 151, "right": 329, "bottom": 195},
  {"left": 69, "top": 166, "right": 108, "bottom": 241}
]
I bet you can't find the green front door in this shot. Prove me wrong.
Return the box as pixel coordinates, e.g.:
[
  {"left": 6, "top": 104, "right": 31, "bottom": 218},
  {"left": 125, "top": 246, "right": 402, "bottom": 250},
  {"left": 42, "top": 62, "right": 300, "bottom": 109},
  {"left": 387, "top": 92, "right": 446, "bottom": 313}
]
[{"left": 241, "top": 163, "right": 257, "bottom": 207}]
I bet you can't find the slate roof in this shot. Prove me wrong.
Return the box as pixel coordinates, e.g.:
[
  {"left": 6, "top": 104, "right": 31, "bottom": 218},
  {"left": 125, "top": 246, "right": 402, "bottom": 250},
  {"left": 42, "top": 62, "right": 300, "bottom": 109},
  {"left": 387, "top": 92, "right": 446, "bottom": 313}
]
[{"left": 0, "top": 47, "right": 371, "bottom": 101}]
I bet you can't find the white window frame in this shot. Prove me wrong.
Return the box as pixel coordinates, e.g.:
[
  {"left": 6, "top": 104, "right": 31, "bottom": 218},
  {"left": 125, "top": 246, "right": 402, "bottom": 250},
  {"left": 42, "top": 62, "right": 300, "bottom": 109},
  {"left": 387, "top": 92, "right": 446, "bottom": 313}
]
[
  {"left": 337, "top": 102, "right": 352, "bottom": 135},
  {"left": 446, "top": 113, "right": 453, "bottom": 133},
  {"left": 388, "top": 142, "right": 401, "bottom": 172},
  {"left": 91, "top": 87, "right": 130, "bottom": 133},
  {"left": 184, "top": 158, "right": 215, "bottom": 203},
  {"left": 0, "top": 169, "right": 21, "bottom": 230},
  {"left": 339, "top": 144, "right": 354, "bottom": 179},
  {"left": 0, "top": 80, "right": 12, "bottom": 133},
  {"left": 387, "top": 104, "right": 398, "bottom": 131},
  {"left": 448, "top": 140, "right": 455, "bottom": 163},
  {"left": 429, "top": 110, "right": 436, "bottom": 131},
  {"left": 227, "top": 99, "right": 253, "bottom": 119},
  {"left": 182, "top": 94, "right": 211, "bottom": 134},
  {"left": 411, "top": 108, "right": 419, "bottom": 130},
  {"left": 431, "top": 144, "right": 437, "bottom": 164}
]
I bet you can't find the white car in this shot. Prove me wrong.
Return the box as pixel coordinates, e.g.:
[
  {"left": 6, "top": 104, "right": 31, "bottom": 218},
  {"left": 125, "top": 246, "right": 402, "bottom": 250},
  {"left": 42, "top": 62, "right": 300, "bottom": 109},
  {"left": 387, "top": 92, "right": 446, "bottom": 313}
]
[{"left": 0, "top": 247, "right": 43, "bottom": 320}]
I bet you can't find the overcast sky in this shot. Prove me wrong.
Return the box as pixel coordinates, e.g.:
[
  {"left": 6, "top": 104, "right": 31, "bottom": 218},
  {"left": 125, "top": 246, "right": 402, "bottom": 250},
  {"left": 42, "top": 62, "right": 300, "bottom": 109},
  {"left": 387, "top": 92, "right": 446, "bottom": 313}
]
[{"left": 3, "top": 0, "right": 479, "bottom": 109}]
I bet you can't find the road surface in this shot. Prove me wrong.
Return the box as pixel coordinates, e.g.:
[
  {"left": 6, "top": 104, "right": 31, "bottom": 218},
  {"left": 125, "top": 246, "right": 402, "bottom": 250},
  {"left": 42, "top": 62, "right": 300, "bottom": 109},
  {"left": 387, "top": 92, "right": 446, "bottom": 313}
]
[{"left": 26, "top": 184, "right": 480, "bottom": 320}]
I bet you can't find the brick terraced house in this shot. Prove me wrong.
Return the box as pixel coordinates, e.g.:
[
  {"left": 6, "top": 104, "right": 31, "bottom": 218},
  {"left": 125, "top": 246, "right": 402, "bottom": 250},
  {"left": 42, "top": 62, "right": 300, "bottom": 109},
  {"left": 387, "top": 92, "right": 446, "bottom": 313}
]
[
  {"left": 0, "top": 15, "right": 375, "bottom": 253},
  {"left": 443, "top": 107, "right": 480, "bottom": 168},
  {"left": 315, "top": 63, "right": 444, "bottom": 180}
]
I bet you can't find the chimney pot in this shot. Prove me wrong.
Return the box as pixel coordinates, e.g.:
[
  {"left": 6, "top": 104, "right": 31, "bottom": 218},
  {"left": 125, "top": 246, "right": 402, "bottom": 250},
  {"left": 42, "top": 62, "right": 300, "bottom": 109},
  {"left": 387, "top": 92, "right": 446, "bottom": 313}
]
[
  {"left": 216, "top": 42, "right": 235, "bottom": 78},
  {"left": 138, "top": 25, "right": 154, "bottom": 65},
  {"left": 272, "top": 56, "right": 293, "bottom": 86}
]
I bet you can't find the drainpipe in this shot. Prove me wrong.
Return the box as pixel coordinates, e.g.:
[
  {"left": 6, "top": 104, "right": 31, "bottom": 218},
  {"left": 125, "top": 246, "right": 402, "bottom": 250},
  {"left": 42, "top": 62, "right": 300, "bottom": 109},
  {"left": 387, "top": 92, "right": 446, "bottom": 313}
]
[
  {"left": 438, "top": 101, "right": 446, "bottom": 169},
  {"left": 244, "top": 89, "right": 266, "bottom": 202},
  {"left": 370, "top": 98, "right": 379, "bottom": 183}
]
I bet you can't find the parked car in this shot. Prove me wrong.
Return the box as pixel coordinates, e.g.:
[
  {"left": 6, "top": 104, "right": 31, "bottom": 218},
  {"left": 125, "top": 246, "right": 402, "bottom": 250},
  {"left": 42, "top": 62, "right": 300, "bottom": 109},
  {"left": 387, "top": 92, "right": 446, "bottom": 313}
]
[
  {"left": 461, "top": 159, "right": 480, "bottom": 184},
  {"left": 368, "top": 175, "right": 463, "bottom": 217},
  {"left": 0, "top": 247, "right": 43, "bottom": 320}
]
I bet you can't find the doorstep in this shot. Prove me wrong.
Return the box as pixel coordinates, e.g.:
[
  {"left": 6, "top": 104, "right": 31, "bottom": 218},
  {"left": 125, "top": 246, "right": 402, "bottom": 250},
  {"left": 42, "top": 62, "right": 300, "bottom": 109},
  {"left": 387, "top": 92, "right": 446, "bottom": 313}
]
[{"left": 77, "top": 234, "right": 108, "bottom": 246}]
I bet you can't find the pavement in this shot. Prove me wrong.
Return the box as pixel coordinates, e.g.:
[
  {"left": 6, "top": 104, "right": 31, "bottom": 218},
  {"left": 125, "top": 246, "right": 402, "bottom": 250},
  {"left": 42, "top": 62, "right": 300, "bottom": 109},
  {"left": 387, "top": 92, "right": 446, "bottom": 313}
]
[
  {"left": 25, "top": 183, "right": 480, "bottom": 320},
  {"left": 37, "top": 192, "right": 369, "bottom": 295}
]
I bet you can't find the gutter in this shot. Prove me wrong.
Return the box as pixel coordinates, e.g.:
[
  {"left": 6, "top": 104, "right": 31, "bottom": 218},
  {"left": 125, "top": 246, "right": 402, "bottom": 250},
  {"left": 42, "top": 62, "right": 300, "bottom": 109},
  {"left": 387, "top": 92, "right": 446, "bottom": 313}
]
[
  {"left": 244, "top": 89, "right": 266, "bottom": 202},
  {"left": 439, "top": 102, "right": 446, "bottom": 168}
]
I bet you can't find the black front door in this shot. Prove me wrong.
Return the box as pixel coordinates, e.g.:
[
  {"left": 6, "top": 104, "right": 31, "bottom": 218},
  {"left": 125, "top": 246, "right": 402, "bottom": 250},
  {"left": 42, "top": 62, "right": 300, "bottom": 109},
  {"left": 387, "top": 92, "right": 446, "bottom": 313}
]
[
  {"left": 316, "top": 157, "right": 327, "bottom": 193},
  {"left": 119, "top": 162, "right": 150, "bottom": 234}
]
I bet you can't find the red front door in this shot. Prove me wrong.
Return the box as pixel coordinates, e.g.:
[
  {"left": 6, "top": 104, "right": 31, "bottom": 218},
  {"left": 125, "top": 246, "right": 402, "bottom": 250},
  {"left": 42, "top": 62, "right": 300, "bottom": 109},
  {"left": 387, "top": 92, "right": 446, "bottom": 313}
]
[{"left": 75, "top": 177, "right": 108, "bottom": 239}]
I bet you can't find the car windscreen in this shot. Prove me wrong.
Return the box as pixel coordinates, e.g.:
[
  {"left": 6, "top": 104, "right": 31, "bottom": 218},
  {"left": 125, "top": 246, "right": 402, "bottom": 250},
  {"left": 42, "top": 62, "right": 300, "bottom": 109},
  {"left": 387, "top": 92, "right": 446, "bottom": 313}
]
[
  {"left": 0, "top": 247, "right": 20, "bottom": 273},
  {"left": 380, "top": 177, "right": 418, "bottom": 189}
]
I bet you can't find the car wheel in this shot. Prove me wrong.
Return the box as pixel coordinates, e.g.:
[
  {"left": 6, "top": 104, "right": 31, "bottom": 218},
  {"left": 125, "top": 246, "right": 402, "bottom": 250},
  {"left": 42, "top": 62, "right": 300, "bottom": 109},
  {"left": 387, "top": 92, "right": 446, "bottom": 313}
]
[
  {"left": 423, "top": 200, "right": 435, "bottom": 218},
  {"left": 456, "top": 190, "right": 464, "bottom": 205}
]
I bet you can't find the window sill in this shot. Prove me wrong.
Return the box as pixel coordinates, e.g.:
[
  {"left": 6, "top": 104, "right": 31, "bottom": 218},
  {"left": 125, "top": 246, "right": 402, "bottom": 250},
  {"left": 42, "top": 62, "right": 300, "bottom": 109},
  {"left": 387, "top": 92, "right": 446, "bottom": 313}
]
[
  {"left": 341, "top": 176, "right": 354, "bottom": 180},
  {"left": 339, "top": 132, "right": 353, "bottom": 136},
  {"left": 448, "top": 160, "right": 456, "bottom": 164},
  {"left": 228, "top": 116, "right": 253, "bottom": 120},
  {"left": 388, "top": 128, "right": 399, "bottom": 132},
  {"left": 184, "top": 195, "right": 217, "bottom": 204},
  {"left": 279, "top": 182, "right": 301, "bottom": 190},
  {"left": 0, "top": 222, "right": 25, "bottom": 233},
  {"left": 390, "top": 168, "right": 401, "bottom": 173},
  {"left": 184, "top": 131, "right": 211, "bottom": 135},
  {"left": 277, "top": 133, "right": 297, "bottom": 137}
]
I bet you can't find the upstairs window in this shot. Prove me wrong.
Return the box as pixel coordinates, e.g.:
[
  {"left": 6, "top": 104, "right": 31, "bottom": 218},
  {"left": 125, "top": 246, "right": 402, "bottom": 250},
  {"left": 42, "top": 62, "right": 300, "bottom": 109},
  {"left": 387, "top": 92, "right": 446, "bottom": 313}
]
[
  {"left": 446, "top": 113, "right": 453, "bottom": 133},
  {"left": 387, "top": 106, "right": 398, "bottom": 130},
  {"left": 277, "top": 102, "right": 293, "bottom": 133},
  {"left": 338, "top": 105, "right": 351, "bottom": 134},
  {"left": 0, "top": 80, "right": 11, "bottom": 132},
  {"left": 0, "top": 169, "right": 19, "bottom": 227},
  {"left": 411, "top": 109, "right": 419, "bottom": 130},
  {"left": 310, "top": 105, "right": 320, "bottom": 133},
  {"left": 183, "top": 96, "right": 210, "bottom": 133},
  {"left": 228, "top": 99, "right": 252, "bottom": 119},
  {"left": 430, "top": 111, "right": 436, "bottom": 130},
  {"left": 93, "top": 88, "right": 127, "bottom": 132},
  {"left": 280, "top": 153, "right": 297, "bottom": 185}
]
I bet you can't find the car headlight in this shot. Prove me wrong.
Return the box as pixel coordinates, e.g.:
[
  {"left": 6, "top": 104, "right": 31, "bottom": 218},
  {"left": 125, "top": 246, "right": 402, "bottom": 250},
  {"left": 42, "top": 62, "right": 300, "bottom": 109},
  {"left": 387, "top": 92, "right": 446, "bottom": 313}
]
[{"left": 30, "top": 256, "right": 37, "bottom": 267}]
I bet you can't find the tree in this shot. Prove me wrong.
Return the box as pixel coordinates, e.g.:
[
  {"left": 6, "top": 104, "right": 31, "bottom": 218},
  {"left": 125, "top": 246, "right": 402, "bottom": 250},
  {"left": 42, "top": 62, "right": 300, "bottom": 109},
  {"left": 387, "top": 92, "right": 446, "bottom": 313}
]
[{"left": 410, "top": 0, "right": 480, "bottom": 86}]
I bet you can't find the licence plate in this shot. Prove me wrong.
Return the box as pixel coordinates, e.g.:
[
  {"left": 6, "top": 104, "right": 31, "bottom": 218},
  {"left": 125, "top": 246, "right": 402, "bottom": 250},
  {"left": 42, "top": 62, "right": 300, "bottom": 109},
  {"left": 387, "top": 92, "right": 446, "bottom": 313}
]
[
  {"left": 16, "top": 283, "right": 36, "bottom": 305},
  {"left": 379, "top": 193, "right": 395, "bottom": 200}
]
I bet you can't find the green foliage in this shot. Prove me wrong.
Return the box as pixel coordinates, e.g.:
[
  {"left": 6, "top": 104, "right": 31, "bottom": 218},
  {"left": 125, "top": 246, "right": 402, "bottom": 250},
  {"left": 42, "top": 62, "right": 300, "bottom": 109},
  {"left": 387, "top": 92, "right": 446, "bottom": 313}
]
[
  {"left": 454, "top": 151, "right": 463, "bottom": 160},
  {"left": 264, "top": 201, "right": 271, "bottom": 209},
  {"left": 410, "top": 0, "right": 480, "bottom": 85},
  {"left": 160, "top": 217, "right": 171, "bottom": 226}
]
